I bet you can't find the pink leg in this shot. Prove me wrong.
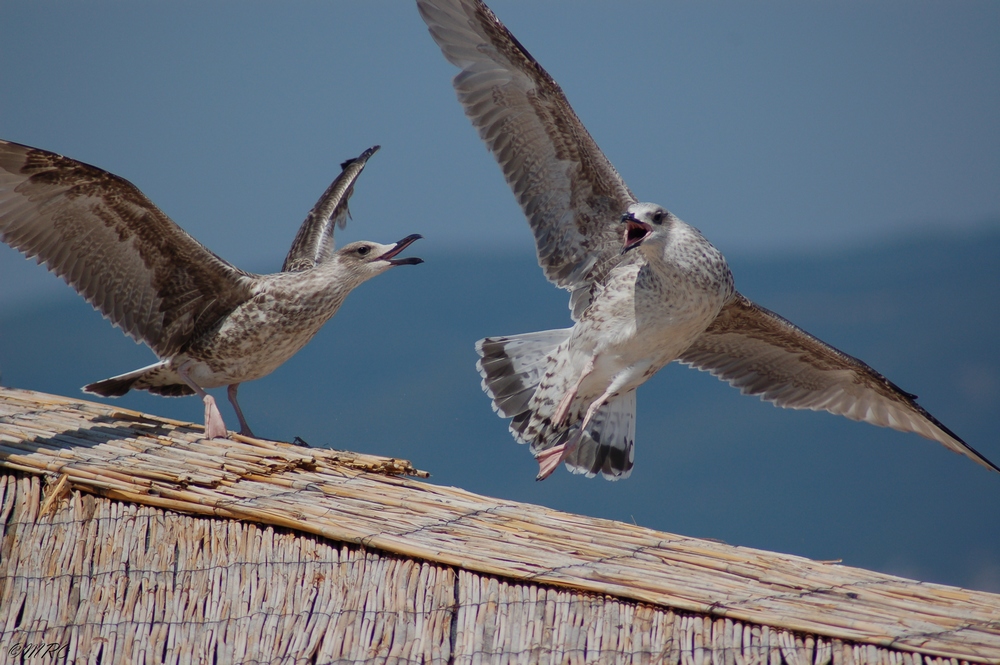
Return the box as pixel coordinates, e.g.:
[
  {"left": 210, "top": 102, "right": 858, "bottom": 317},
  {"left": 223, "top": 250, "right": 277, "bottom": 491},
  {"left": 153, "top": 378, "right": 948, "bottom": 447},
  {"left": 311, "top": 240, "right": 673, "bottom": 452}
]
[
  {"left": 553, "top": 356, "right": 595, "bottom": 426},
  {"left": 227, "top": 384, "right": 256, "bottom": 437},
  {"left": 577, "top": 388, "right": 614, "bottom": 438},
  {"left": 536, "top": 381, "right": 618, "bottom": 481},
  {"left": 177, "top": 362, "right": 228, "bottom": 439}
]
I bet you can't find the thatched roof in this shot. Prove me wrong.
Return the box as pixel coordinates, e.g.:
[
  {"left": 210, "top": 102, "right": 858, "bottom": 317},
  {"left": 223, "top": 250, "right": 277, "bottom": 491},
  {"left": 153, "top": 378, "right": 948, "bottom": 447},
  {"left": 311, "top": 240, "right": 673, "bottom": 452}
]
[{"left": 1, "top": 386, "right": 997, "bottom": 664}]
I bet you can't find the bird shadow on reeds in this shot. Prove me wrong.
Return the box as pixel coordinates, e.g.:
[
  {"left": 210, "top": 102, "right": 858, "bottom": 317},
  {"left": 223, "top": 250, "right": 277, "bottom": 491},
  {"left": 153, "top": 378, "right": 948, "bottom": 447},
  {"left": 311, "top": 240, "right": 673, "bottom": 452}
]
[{"left": 0, "top": 412, "right": 202, "bottom": 460}]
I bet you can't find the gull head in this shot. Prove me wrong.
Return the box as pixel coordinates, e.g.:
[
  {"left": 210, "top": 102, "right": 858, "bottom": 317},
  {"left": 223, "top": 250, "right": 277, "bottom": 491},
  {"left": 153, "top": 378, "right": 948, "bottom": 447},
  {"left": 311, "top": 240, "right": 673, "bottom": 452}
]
[
  {"left": 336, "top": 234, "right": 424, "bottom": 279},
  {"left": 620, "top": 203, "right": 674, "bottom": 255}
]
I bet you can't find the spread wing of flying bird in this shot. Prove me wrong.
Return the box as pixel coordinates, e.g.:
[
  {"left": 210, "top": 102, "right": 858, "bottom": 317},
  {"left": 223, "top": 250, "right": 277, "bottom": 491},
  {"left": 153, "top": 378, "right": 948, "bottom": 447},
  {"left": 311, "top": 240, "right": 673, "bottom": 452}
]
[
  {"left": 418, "top": 0, "right": 999, "bottom": 479},
  {"left": 419, "top": 0, "right": 638, "bottom": 319},
  {"left": 676, "top": 294, "right": 998, "bottom": 470},
  {"left": 0, "top": 139, "right": 422, "bottom": 440}
]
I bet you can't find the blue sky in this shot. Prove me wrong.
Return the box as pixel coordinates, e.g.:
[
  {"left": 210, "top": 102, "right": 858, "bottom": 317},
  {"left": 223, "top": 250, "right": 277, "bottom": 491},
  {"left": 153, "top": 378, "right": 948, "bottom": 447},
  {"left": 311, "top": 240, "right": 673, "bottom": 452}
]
[{"left": 2, "top": 2, "right": 999, "bottom": 304}]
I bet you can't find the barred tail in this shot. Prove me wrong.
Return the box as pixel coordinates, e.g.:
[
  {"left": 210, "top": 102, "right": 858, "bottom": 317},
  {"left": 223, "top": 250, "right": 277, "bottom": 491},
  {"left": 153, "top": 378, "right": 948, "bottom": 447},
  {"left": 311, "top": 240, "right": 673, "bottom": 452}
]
[
  {"left": 475, "top": 328, "right": 571, "bottom": 435},
  {"left": 84, "top": 361, "right": 193, "bottom": 398},
  {"left": 476, "top": 329, "right": 635, "bottom": 480}
]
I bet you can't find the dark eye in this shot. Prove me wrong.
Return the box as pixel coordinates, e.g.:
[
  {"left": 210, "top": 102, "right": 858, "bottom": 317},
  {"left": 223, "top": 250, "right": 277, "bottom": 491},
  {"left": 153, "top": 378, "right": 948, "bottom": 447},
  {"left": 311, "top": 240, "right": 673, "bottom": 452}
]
[
  {"left": 356, "top": 245, "right": 371, "bottom": 256},
  {"left": 652, "top": 210, "right": 665, "bottom": 225}
]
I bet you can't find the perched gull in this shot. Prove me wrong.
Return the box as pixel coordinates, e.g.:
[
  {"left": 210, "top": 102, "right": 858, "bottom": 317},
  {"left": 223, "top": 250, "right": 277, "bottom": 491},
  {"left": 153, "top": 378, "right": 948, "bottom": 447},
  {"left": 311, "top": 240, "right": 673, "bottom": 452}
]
[
  {"left": 417, "top": 0, "right": 1000, "bottom": 480},
  {"left": 0, "top": 140, "right": 422, "bottom": 439}
]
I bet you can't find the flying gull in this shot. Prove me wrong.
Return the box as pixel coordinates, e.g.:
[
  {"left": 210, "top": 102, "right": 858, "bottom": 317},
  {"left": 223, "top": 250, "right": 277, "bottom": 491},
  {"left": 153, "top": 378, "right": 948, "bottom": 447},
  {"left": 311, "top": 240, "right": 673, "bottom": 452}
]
[
  {"left": 0, "top": 140, "right": 422, "bottom": 439},
  {"left": 417, "top": 0, "right": 999, "bottom": 480}
]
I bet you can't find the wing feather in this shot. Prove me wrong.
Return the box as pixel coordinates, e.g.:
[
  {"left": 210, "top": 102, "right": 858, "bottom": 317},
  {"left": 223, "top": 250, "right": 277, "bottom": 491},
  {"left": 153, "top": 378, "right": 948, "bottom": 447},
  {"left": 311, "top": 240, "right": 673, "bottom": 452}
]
[
  {"left": 281, "top": 145, "right": 379, "bottom": 272},
  {"left": 679, "top": 293, "right": 999, "bottom": 472},
  {"left": 0, "top": 139, "right": 255, "bottom": 357},
  {"left": 418, "top": 0, "right": 636, "bottom": 301}
]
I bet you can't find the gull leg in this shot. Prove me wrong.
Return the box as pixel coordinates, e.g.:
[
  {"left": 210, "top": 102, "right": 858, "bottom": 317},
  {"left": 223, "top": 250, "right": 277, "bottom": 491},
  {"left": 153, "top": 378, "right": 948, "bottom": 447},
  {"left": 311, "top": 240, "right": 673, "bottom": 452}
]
[
  {"left": 177, "top": 361, "right": 228, "bottom": 439},
  {"left": 227, "top": 384, "right": 256, "bottom": 438},
  {"left": 537, "top": 371, "right": 627, "bottom": 481},
  {"left": 575, "top": 388, "right": 615, "bottom": 441},
  {"left": 553, "top": 356, "right": 595, "bottom": 426}
]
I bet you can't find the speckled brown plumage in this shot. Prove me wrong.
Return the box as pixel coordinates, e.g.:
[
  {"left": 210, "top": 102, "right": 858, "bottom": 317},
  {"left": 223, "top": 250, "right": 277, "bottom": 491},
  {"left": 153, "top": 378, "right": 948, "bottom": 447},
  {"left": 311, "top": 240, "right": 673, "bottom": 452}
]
[{"left": 0, "top": 139, "right": 422, "bottom": 438}]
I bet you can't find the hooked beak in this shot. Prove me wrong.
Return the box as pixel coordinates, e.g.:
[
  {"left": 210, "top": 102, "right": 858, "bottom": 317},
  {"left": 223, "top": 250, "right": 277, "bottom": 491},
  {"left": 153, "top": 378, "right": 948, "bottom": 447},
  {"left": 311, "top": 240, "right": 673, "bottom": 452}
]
[
  {"left": 377, "top": 233, "right": 424, "bottom": 266},
  {"left": 620, "top": 214, "right": 652, "bottom": 255}
]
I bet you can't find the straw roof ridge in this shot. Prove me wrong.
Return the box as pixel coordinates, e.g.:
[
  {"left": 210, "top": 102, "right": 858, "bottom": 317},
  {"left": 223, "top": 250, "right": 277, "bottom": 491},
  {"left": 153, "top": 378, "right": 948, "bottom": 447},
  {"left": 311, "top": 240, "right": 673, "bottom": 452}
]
[
  {"left": 888, "top": 619, "right": 1000, "bottom": 653},
  {"left": 522, "top": 537, "right": 705, "bottom": 584},
  {"left": 2, "top": 387, "right": 1000, "bottom": 663},
  {"left": 9, "top": 493, "right": 936, "bottom": 623},
  {"left": 711, "top": 573, "right": 1000, "bottom": 653},
  {"left": 2, "top": 470, "right": 996, "bottom": 663},
  {"left": 357, "top": 502, "right": 520, "bottom": 549}
]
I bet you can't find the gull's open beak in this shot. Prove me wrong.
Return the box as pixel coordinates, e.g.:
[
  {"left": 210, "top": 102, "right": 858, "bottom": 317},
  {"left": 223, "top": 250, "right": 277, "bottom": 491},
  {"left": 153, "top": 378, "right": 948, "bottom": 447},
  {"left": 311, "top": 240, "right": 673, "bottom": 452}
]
[
  {"left": 620, "top": 215, "right": 652, "bottom": 254},
  {"left": 377, "top": 234, "right": 424, "bottom": 265}
]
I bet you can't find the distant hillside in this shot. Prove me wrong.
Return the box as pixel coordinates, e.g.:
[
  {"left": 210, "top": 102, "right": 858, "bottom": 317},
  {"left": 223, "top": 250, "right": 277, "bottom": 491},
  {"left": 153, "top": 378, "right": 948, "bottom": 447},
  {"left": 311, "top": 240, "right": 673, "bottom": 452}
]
[{"left": 2, "top": 227, "right": 998, "bottom": 592}]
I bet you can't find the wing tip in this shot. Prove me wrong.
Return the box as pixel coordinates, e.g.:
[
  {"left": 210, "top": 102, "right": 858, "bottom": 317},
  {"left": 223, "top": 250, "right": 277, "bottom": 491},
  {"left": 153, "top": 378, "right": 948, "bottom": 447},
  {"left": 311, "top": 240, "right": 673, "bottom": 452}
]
[{"left": 341, "top": 144, "right": 380, "bottom": 171}]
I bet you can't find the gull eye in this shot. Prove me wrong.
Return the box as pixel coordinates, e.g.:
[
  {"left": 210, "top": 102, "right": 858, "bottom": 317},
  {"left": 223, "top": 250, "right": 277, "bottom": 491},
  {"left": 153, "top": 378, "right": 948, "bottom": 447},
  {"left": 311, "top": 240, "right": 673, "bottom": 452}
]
[
  {"left": 356, "top": 245, "right": 371, "bottom": 256},
  {"left": 652, "top": 210, "right": 665, "bottom": 225}
]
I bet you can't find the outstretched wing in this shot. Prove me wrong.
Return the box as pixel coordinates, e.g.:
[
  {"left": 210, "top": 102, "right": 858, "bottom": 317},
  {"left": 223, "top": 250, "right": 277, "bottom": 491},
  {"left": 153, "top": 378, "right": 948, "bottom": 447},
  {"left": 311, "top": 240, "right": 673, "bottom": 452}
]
[
  {"left": 418, "top": 0, "right": 636, "bottom": 314},
  {"left": 678, "top": 292, "right": 999, "bottom": 473},
  {"left": 0, "top": 139, "right": 256, "bottom": 358},
  {"left": 282, "top": 145, "right": 380, "bottom": 272}
]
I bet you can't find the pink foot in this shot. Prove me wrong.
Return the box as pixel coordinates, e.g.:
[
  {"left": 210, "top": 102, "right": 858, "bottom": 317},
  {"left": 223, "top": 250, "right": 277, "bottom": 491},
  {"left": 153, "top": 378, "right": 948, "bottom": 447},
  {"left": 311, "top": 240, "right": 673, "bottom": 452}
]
[
  {"left": 553, "top": 391, "right": 576, "bottom": 426},
  {"left": 202, "top": 395, "right": 228, "bottom": 439},
  {"left": 535, "top": 444, "right": 568, "bottom": 480}
]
